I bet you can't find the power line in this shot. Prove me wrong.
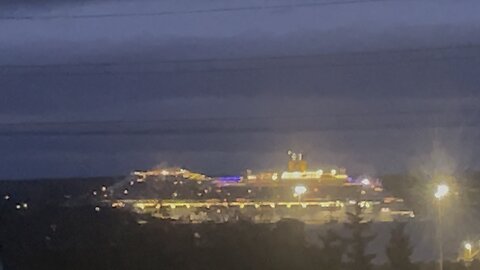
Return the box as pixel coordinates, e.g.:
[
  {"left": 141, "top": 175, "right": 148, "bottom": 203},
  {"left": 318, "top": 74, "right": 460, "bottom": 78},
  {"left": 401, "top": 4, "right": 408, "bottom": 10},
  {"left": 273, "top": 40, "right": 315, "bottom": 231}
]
[
  {"left": 0, "top": 0, "right": 399, "bottom": 21},
  {"left": 3, "top": 54, "right": 478, "bottom": 77},
  {"left": 0, "top": 108, "right": 478, "bottom": 137},
  {"left": 1, "top": 108, "right": 478, "bottom": 127},
  {"left": 2, "top": 43, "right": 478, "bottom": 69},
  {"left": 2, "top": 44, "right": 479, "bottom": 76},
  {"left": 0, "top": 120, "right": 478, "bottom": 137}
]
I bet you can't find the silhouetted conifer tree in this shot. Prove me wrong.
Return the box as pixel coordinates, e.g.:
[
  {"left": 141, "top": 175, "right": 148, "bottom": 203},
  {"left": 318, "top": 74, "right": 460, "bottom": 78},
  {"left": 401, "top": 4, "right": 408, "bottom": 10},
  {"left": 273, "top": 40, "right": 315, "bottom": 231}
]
[
  {"left": 344, "top": 203, "right": 376, "bottom": 270},
  {"left": 386, "top": 222, "right": 416, "bottom": 270},
  {"left": 319, "top": 229, "right": 344, "bottom": 270}
]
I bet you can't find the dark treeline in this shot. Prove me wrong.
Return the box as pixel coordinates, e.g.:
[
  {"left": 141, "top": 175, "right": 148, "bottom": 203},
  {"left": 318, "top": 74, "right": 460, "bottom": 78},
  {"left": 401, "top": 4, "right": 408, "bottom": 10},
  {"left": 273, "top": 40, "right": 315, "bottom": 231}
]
[{"left": 1, "top": 201, "right": 477, "bottom": 270}]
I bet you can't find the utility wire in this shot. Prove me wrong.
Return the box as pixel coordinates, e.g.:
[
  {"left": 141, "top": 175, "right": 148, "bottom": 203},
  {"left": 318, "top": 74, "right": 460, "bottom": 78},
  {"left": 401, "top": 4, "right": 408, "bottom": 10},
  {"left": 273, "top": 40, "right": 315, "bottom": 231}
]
[
  {"left": 2, "top": 44, "right": 477, "bottom": 69},
  {"left": 2, "top": 44, "right": 479, "bottom": 76},
  {"left": 0, "top": 120, "right": 478, "bottom": 137},
  {"left": 0, "top": 0, "right": 399, "bottom": 21},
  {"left": 1, "top": 108, "right": 478, "bottom": 128},
  {"left": 0, "top": 109, "right": 478, "bottom": 137}
]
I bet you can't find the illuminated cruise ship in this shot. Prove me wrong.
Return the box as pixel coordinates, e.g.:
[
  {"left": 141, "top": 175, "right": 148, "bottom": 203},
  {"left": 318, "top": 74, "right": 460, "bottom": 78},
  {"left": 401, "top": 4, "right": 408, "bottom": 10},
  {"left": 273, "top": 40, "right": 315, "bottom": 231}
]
[{"left": 101, "top": 151, "right": 414, "bottom": 224}]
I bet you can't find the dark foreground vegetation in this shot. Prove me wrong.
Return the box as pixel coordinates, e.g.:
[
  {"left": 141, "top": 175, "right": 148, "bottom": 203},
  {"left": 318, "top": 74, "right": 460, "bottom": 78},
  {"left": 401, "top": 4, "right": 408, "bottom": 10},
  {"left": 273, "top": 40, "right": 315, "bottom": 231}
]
[
  {"left": 1, "top": 173, "right": 480, "bottom": 270},
  {"left": 1, "top": 201, "right": 478, "bottom": 270}
]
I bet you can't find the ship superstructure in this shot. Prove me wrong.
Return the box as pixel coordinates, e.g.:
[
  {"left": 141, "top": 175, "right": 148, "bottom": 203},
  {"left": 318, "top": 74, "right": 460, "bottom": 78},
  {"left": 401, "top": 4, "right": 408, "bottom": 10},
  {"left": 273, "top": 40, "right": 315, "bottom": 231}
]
[{"left": 101, "top": 151, "right": 413, "bottom": 224}]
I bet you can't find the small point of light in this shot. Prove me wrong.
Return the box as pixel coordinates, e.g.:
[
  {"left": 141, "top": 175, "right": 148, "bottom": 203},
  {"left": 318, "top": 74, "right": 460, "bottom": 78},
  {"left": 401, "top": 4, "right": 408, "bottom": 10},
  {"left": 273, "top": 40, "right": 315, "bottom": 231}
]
[
  {"left": 15, "top": 204, "right": 21, "bottom": 210},
  {"left": 101, "top": 186, "right": 107, "bottom": 192},
  {"left": 435, "top": 184, "right": 449, "bottom": 199},
  {"left": 465, "top": 242, "right": 472, "bottom": 251},
  {"left": 92, "top": 191, "right": 97, "bottom": 196},
  {"left": 22, "top": 202, "right": 28, "bottom": 209},
  {"left": 294, "top": 185, "right": 307, "bottom": 196},
  {"left": 361, "top": 178, "right": 371, "bottom": 186},
  {"left": 123, "top": 189, "right": 129, "bottom": 195},
  {"left": 4, "top": 194, "right": 10, "bottom": 200},
  {"left": 95, "top": 206, "right": 100, "bottom": 212},
  {"left": 331, "top": 169, "right": 337, "bottom": 175}
]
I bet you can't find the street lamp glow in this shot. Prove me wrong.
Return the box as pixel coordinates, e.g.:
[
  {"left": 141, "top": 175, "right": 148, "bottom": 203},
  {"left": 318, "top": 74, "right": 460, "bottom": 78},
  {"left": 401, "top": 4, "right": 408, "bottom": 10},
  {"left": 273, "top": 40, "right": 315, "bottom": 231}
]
[
  {"left": 294, "top": 185, "right": 307, "bottom": 197},
  {"left": 465, "top": 242, "right": 472, "bottom": 251},
  {"left": 434, "top": 184, "right": 449, "bottom": 199}
]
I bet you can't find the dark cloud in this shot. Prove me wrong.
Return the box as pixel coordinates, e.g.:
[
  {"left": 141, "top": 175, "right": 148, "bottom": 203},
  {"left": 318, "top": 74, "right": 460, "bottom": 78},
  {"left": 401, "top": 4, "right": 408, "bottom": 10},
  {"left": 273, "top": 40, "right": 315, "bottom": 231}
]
[{"left": 1, "top": 0, "right": 480, "bottom": 178}]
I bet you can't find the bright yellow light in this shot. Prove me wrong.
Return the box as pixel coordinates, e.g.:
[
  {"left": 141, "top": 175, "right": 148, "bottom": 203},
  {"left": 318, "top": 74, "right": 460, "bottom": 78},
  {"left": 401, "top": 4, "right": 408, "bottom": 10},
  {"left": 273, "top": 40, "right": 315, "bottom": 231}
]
[
  {"left": 435, "top": 184, "right": 449, "bottom": 199},
  {"left": 465, "top": 242, "right": 472, "bottom": 251},
  {"left": 294, "top": 185, "right": 307, "bottom": 196}
]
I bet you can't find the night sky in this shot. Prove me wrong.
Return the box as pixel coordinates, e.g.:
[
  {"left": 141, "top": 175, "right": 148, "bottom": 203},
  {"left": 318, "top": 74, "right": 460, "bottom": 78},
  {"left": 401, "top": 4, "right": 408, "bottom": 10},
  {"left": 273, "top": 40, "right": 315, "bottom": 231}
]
[{"left": 1, "top": 0, "right": 479, "bottom": 179}]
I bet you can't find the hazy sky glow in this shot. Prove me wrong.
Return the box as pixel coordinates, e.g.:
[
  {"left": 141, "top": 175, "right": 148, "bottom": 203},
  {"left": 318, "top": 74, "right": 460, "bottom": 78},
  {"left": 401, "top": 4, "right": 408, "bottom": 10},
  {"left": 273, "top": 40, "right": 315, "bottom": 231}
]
[{"left": 1, "top": 0, "right": 479, "bottom": 179}]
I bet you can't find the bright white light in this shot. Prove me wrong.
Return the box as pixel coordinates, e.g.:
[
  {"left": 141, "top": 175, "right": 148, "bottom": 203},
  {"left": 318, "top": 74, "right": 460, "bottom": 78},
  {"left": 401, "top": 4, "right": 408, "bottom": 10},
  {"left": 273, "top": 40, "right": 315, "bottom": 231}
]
[
  {"left": 361, "top": 178, "right": 371, "bottom": 186},
  {"left": 465, "top": 242, "right": 472, "bottom": 251},
  {"left": 435, "top": 184, "right": 449, "bottom": 199},
  {"left": 294, "top": 185, "right": 307, "bottom": 196}
]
